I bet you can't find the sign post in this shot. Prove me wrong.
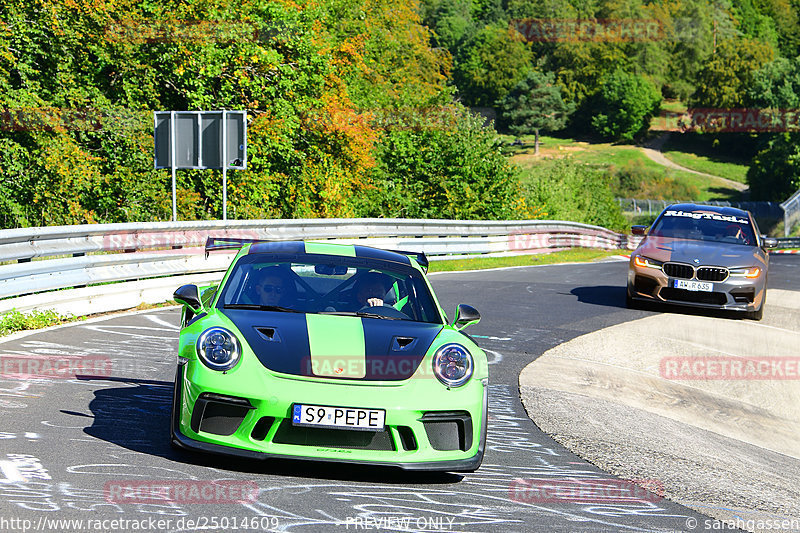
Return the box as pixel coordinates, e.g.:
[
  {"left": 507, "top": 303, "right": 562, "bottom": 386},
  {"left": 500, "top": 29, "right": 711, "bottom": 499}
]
[{"left": 154, "top": 110, "right": 246, "bottom": 221}]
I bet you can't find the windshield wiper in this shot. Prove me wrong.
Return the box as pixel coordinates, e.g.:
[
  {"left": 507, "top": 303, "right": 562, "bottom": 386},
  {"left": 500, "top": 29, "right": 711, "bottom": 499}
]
[
  {"left": 223, "top": 304, "right": 303, "bottom": 313},
  {"left": 319, "top": 310, "right": 402, "bottom": 320}
]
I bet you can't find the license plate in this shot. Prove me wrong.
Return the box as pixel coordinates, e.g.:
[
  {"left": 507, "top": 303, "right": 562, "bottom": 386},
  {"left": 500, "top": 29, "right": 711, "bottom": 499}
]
[
  {"left": 673, "top": 279, "right": 713, "bottom": 292},
  {"left": 292, "top": 404, "right": 385, "bottom": 431}
]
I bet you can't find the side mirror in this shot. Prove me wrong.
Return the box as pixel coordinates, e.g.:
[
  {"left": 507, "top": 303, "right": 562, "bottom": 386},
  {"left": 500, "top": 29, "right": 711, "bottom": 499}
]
[
  {"left": 761, "top": 236, "right": 778, "bottom": 249},
  {"left": 174, "top": 284, "right": 202, "bottom": 312},
  {"left": 631, "top": 225, "right": 648, "bottom": 236},
  {"left": 452, "top": 304, "right": 480, "bottom": 331}
]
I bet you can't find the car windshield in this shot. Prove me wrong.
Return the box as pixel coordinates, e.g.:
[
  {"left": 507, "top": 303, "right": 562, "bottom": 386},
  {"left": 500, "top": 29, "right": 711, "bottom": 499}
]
[
  {"left": 216, "top": 253, "right": 443, "bottom": 323},
  {"left": 649, "top": 209, "right": 757, "bottom": 246}
]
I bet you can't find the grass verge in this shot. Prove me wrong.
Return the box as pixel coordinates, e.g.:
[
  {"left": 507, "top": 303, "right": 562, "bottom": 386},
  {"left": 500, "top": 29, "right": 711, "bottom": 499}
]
[
  {"left": 0, "top": 301, "right": 177, "bottom": 338},
  {"left": 0, "top": 309, "right": 78, "bottom": 337},
  {"left": 429, "top": 248, "right": 624, "bottom": 272},
  {"left": 505, "top": 134, "right": 742, "bottom": 202},
  {"left": 661, "top": 135, "right": 749, "bottom": 183}
]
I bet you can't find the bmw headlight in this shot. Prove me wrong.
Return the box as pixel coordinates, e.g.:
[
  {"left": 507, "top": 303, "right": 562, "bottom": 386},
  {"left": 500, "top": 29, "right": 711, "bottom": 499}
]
[
  {"left": 730, "top": 266, "right": 761, "bottom": 278},
  {"left": 633, "top": 255, "right": 662, "bottom": 269},
  {"left": 197, "top": 327, "right": 241, "bottom": 371},
  {"left": 432, "top": 344, "right": 473, "bottom": 388}
]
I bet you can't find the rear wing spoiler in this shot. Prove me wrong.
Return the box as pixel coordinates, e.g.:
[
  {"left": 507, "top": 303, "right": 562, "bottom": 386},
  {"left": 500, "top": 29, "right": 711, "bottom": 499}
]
[
  {"left": 204, "top": 237, "right": 269, "bottom": 258},
  {"left": 204, "top": 237, "right": 430, "bottom": 272},
  {"left": 389, "top": 250, "right": 429, "bottom": 273}
]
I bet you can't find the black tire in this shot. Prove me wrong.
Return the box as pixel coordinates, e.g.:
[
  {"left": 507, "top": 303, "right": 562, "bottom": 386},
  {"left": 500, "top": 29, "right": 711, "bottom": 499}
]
[
  {"left": 625, "top": 290, "right": 638, "bottom": 309},
  {"left": 170, "top": 365, "right": 185, "bottom": 450},
  {"left": 748, "top": 291, "right": 766, "bottom": 321},
  {"left": 749, "top": 304, "right": 764, "bottom": 321}
]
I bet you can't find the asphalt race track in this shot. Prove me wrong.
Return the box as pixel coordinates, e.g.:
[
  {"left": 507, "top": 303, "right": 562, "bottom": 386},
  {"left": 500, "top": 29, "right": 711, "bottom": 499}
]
[{"left": 0, "top": 255, "right": 797, "bottom": 533}]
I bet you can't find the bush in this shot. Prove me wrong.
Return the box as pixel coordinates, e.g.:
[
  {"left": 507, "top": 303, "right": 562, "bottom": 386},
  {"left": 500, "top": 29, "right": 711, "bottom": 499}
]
[
  {"left": 523, "top": 159, "right": 626, "bottom": 231},
  {"left": 362, "top": 106, "right": 532, "bottom": 219},
  {"left": 0, "top": 309, "right": 72, "bottom": 337},
  {"left": 589, "top": 69, "right": 661, "bottom": 142}
]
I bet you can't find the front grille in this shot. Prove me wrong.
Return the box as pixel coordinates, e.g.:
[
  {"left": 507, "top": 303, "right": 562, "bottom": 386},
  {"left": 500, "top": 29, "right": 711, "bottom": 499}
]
[
  {"left": 272, "top": 419, "right": 395, "bottom": 450},
  {"left": 663, "top": 263, "right": 694, "bottom": 279},
  {"left": 697, "top": 267, "right": 728, "bottom": 282},
  {"left": 659, "top": 288, "right": 727, "bottom": 305}
]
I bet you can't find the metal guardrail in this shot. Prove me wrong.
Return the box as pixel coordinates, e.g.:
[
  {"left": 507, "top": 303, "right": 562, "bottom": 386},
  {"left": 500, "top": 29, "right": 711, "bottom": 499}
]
[
  {"left": 777, "top": 237, "right": 800, "bottom": 247},
  {"left": 780, "top": 188, "right": 800, "bottom": 237},
  {"left": 616, "top": 198, "right": 785, "bottom": 221},
  {"left": 0, "top": 219, "right": 639, "bottom": 316}
]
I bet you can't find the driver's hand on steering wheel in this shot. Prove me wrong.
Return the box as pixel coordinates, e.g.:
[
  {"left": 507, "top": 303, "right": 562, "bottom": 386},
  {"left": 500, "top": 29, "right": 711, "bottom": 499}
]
[{"left": 365, "top": 297, "right": 384, "bottom": 307}]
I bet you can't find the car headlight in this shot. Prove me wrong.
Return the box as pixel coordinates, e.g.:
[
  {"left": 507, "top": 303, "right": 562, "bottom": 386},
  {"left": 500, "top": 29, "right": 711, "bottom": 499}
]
[
  {"left": 729, "top": 266, "right": 761, "bottom": 278},
  {"left": 633, "top": 255, "right": 662, "bottom": 269},
  {"left": 197, "top": 327, "right": 241, "bottom": 371},
  {"left": 432, "top": 344, "right": 473, "bottom": 388}
]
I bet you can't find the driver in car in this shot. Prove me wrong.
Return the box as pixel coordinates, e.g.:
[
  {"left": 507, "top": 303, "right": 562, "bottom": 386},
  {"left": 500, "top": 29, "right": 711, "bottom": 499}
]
[
  {"left": 251, "top": 266, "right": 296, "bottom": 307},
  {"left": 353, "top": 272, "right": 392, "bottom": 309}
]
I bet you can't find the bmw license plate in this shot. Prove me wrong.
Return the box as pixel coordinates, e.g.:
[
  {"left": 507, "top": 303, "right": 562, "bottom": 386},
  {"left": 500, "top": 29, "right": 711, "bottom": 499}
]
[
  {"left": 673, "top": 279, "right": 713, "bottom": 292},
  {"left": 292, "top": 404, "right": 385, "bottom": 431}
]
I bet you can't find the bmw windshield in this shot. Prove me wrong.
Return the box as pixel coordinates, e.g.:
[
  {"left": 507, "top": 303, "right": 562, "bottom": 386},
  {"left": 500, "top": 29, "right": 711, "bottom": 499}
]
[{"left": 649, "top": 209, "right": 757, "bottom": 246}]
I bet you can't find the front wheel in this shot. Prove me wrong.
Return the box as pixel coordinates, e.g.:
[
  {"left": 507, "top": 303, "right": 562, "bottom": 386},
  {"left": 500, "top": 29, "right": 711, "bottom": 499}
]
[{"left": 748, "top": 305, "right": 764, "bottom": 321}]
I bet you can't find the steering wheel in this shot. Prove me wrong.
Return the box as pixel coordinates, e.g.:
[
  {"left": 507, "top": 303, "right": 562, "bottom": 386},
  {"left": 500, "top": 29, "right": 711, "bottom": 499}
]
[{"left": 357, "top": 304, "right": 410, "bottom": 320}]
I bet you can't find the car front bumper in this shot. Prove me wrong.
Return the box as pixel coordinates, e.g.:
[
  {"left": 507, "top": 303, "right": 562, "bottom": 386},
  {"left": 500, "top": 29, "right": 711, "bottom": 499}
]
[
  {"left": 627, "top": 261, "right": 766, "bottom": 312},
  {"left": 171, "top": 364, "right": 487, "bottom": 472}
]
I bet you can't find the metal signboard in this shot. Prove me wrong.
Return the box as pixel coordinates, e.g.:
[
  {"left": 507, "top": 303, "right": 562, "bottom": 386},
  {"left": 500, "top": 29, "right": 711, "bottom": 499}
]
[{"left": 154, "top": 110, "right": 247, "bottom": 220}]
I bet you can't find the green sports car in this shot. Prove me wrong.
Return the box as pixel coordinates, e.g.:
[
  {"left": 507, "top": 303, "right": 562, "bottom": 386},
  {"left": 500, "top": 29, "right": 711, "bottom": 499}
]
[{"left": 170, "top": 240, "right": 487, "bottom": 472}]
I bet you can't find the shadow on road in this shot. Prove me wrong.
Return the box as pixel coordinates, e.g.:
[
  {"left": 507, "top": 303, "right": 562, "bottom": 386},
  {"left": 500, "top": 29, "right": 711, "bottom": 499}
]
[
  {"left": 570, "top": 285, "right": 628, "bottom": 309},
  {"left": 76, "top": 375, "right": 462, "bottom": 485}
]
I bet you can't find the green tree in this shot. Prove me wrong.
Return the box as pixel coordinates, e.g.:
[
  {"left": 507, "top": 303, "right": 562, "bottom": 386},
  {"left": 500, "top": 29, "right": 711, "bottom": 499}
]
[
  {"left": 420, "top": 0, "right": 474, "bottom": 51},
  {"left": 690, "top": 37, "right": 776, "bottom": 108},
  {"left": 589, "top": 69, "right": 661, "bottom": 141},
  {"left": 747, "top": 56, "right": 800, "bottom": 109},
  {"left": 453, "top": 23, "right": 532, "bottom": 107},
  {"left": 364, "top": 106, "right": 530, "bottom": 219},
  {"left": 497, "top": 70, "right": 574, "bottom": 154},
  {"left": 747, "top": 133, "right": 800, "bottom": 201},
  {"left": 745, "top": 57, "right": 800, "bottom": 201}
]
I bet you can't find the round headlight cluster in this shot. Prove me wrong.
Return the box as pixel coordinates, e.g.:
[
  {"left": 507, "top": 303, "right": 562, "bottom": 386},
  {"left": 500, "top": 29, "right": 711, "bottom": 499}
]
[
  {"left": 197, "top": 327, "right": 240, "bottom": 371},
  {"left": 432, "top": 344, "right": 473, "bottom": 388}
]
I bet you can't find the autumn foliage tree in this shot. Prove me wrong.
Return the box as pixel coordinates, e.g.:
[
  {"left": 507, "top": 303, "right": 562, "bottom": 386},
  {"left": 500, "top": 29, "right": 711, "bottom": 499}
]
[{"left": 0, "top": 0, "right": 525, "bottom": 227}]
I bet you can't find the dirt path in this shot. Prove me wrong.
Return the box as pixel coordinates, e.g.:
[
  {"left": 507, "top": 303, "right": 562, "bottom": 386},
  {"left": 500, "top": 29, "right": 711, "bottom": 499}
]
[{"left": 642, "top": 134, "right": 749, "bottom": 192}]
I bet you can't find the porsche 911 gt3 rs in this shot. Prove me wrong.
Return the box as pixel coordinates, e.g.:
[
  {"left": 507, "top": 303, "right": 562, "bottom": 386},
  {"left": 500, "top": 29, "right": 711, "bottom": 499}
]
[{"left": 170, "top": 240, "right": 487, "bottom": 472}]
